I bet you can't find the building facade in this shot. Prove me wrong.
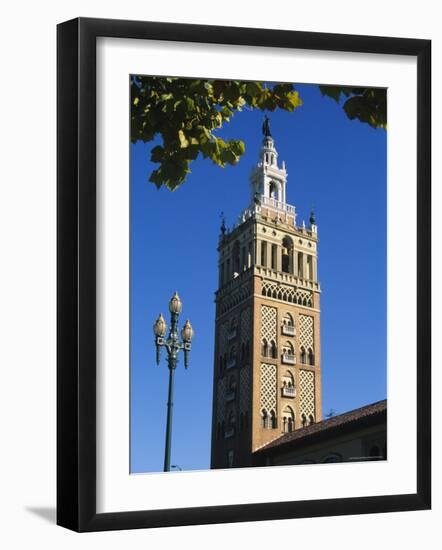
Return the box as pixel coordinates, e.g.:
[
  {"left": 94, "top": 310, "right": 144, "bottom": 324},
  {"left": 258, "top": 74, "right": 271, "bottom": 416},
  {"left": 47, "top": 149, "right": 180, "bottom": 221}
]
[
  {"left": 211, "top": 121, "right": 322, "bottom": 469},
  {"left": 254, "top": 400, "right": 387, "bottom": 467}
]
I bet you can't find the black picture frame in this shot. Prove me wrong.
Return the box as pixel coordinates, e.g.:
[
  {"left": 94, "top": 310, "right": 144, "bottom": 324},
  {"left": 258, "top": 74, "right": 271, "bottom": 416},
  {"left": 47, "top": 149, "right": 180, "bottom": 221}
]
[{"left": 57, "top": 17, "right": 431, "bottom": 532}]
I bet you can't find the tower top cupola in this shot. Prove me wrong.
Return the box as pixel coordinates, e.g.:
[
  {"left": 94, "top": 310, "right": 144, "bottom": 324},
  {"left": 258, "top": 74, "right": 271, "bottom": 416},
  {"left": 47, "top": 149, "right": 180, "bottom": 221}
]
[{"left": 246, "top": 117, "right": 296, "bottom": 225}]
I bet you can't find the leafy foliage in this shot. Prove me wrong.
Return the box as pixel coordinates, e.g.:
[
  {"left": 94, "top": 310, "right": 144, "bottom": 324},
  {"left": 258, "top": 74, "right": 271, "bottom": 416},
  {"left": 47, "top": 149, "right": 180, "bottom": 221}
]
[
  {"left": 131, "top": 77, "right": 302, "bottom": 190},
  {"left": 319, "top": 86, "right": 387, "bottom": 130},
  {"left": 131, "top": 77, "right": 387, "bottom": 191}
]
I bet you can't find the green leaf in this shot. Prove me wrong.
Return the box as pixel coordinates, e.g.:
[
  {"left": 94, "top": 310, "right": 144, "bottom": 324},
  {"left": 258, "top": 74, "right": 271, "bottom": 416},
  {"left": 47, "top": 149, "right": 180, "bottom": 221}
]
[
  {"left": 132, "top": 76, "right": 385, "bottom": 191},
  {"left": 319, "top": 86, "right": 343, "bottom": 102},
  {"left": 178, "top": 129, "right": 189, "bottom": 148},
  {"left": 150, "top": 145, "right": 164, "bottom": 162}
]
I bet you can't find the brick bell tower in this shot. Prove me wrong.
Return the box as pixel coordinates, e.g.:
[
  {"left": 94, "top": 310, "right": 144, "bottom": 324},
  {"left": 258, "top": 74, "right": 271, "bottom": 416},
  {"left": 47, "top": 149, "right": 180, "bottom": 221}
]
[{"left": 210, "top": 117, "right": 322, "bottom": 469}]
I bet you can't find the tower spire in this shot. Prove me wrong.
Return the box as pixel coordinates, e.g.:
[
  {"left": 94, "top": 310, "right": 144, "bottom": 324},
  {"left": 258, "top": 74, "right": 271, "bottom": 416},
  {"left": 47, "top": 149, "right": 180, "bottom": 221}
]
[{"left": 247, "top": 119, "right": 293, "bottom": 222}]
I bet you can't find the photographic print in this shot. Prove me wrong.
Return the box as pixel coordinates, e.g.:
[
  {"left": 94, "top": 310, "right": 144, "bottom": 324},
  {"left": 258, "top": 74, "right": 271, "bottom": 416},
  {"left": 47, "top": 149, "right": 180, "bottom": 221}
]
[
  {"left": 130, "top": 77, "right": 387, "bottom": 473},
  {"left": 57, "top": 18, "right": 430, "bottom": 531}
]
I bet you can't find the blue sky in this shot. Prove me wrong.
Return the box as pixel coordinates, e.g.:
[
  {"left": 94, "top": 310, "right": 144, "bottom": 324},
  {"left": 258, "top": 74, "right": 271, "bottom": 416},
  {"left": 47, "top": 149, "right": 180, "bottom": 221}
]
[{"left": 130, "top": 82, "right": 387, "bottom": 474}]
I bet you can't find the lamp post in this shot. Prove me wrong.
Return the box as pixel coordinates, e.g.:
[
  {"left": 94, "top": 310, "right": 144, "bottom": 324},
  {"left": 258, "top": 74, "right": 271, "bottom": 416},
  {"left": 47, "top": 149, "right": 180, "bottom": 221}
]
[{"left": 153, "top": 292, "right": 193, "bottom": 472}]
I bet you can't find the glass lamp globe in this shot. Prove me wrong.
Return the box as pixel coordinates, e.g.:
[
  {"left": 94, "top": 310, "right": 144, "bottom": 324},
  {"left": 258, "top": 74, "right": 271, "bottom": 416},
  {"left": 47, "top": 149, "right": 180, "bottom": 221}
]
[
  {"left": 181, "top": 320, "right": 194, "bottom": 342},
  {"left": 153, "top": 313, "right": 167, "bottom": 337},
  {"left": 169, "top": 291, "right": 183, "bottom": 314}
]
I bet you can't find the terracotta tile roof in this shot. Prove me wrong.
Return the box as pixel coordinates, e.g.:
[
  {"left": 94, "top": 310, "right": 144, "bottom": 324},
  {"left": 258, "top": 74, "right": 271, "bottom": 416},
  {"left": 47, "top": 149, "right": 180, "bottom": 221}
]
[{"left": 255, "top": 399, "right": 387, "bottom": 454}]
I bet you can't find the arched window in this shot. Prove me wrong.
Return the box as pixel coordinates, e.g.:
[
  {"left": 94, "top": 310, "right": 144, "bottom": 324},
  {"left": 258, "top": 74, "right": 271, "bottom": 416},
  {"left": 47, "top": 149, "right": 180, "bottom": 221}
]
[
  {"left": 308, "top": 348, "right": 315, "bottom": 366},
  {"left": 301, "top": 413, "right": 307, "bottom": 427},
  {"left": 307, "top": 254, "right": 313, "bottom": 280},
  {"left": 282, "top": 370, "right": 295, "bottom": 388},
  {"left": 282, "top": 406, "right": 295, "bottom": 433},
  {"left": 282, "top": 341, "right": 294, "bottom": 356},
  {"left": 282, "top": 312, "right": 294, "bottom": 327},
  {"left": 271, "top": 244, "right": 277, "bottom": 270},
  {"left": 282, "top": 341, "right": 295, "bottom": 364},
  {"left": 261, "top": 241, "right": 267, "bottom": 267},
  {"left": 261, "top": 409, "right": 268, "bottom": 428},
  {"left": 270, "top": 410, "right": 277, "bottom": 429},
  {"left": 226, "top": 259, "right": 231, "bottom": 281},
  {"left": 282, "top": 312, "right": 295, "bottom": 336},
  {"left": 269, "top": 181, "right": 278, "bottom": 200},
  {"left": 297, "top": 252, "right": 303, "bottom": 278},
  {"left": 282, "top": 236, "right": 294, "bottom": 274},
  {"left": 308, "top": 414, "right": 315, "bottom": 425},
  {"left": 261, "top": 339, "right": 268, "bottom": 357},
  {"left": 270, "top": 340, "right": 277, "bottom": 358},
  {"left": 300, "top": 347, "right": 306, "bottom": 364},
  {"left": 229, "top": 345, "right": 236, "bottom": 360}
]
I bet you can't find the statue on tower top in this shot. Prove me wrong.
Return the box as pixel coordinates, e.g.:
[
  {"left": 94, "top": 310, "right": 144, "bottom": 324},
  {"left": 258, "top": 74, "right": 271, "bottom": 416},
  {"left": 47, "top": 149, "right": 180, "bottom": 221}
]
[
  {"left": 262, "top": 115, "right": 272, "bottom": 138},
  {"left": 220, "top": 212, "right": 226, "bottom": 236}
]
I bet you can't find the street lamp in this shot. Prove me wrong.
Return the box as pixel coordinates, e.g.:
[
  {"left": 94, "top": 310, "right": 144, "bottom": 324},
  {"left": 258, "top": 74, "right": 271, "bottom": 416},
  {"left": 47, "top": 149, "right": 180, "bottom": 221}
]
[{"left": 153, "top": 292, "right": 193, "bottom": 472}]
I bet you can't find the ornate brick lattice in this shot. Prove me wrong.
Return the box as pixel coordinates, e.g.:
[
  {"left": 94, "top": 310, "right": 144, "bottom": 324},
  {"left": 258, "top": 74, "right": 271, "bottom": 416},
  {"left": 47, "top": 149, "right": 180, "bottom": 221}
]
[
  {"left": 216, "top": 377, "right": 226, "bottom": 423},
  {"left": 299, "top": 314, "right": 314, "bottom": 350},
  {"left": 239, "top": 367, "right": 250, "bottom": 414},
  {"left": 260, "top": 363, "right": 277, "bottom": 413},
  {"left": 219, "top": 282, "right": 251, "bottom": 314},
  {"left": 296, "top": 288, "right": 313, "bottom": 306},
  {"left": 261, "top": 305, "right": 277, "bottom": 342},
  {"left": 299, "top": 369, "right": 315, "bottom": 418},
  {"left": 240, "top": 307, "right": 251, "bottom": 344},
  {"left": 261, "top": 281, "right": 313, "bottom": 308}
]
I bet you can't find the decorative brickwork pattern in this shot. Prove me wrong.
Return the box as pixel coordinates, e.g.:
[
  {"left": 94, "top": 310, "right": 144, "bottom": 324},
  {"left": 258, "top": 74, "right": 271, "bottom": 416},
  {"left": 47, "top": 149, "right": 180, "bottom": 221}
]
[
  {"left": 296, "top": 288, "right": 313, "bottom": 307},
  {"left": 299, "top": 369, "right": 315, "bottom": 418},
  {"left": 261, "top": 281, "right": 313, "bottom": 307},
  {"left": 261, "top": 305, "right": 277, "bottom": 342},
  {"left": 240, "top": 307, "right": 251, "bottom": 344},
  {"left": 219, "top": 282, "right": 251, "bottom": 314},
  {"left": 260, "top": 363, "right": 277, "bottom": 413},
  {"left": 239, "top": 367, "right": 250, "bottom": 414},
  {"left": 299, "top": 314, "right": 314, "bottom": 350}
]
